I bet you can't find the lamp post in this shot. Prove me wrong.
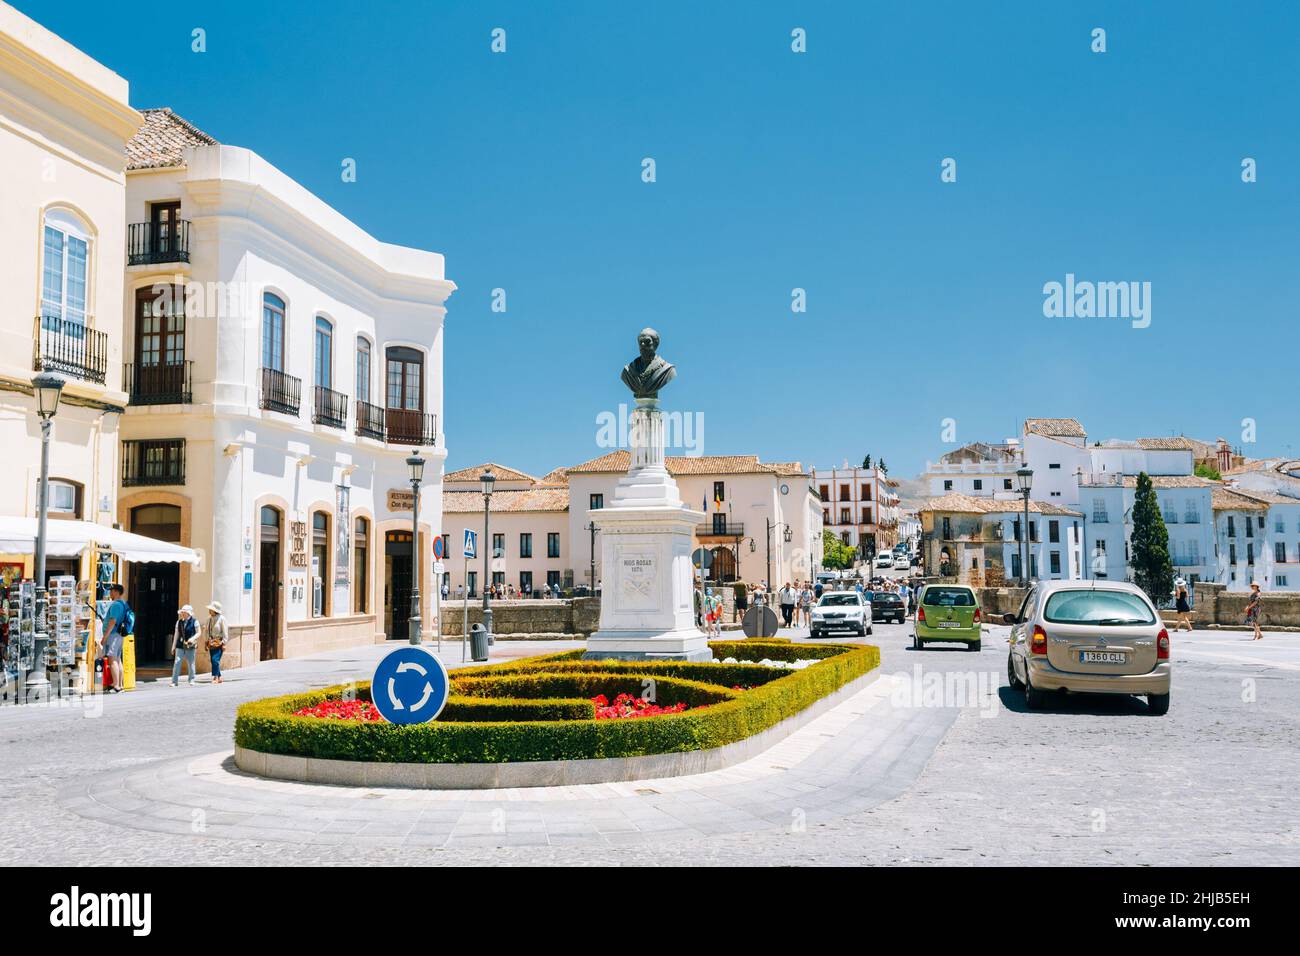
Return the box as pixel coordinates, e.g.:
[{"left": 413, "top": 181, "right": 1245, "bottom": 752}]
[
  {"left": 405, "top": 456, "right": 425, "bottom": 645},
  {"left": 1015, "top": 466, "right": 1034, "bottom": 587},
  {"left": 480, "top": 470, "right": 495, "bottom": 642},
  {"left": 585, "top": 521, "right": 598, "bottom": 593},
  {"left": 765, "top": 518, "right": 793, "bottom": 589},
  {"left": 30, "top": 373, "right": 65, "bottom": 698}
]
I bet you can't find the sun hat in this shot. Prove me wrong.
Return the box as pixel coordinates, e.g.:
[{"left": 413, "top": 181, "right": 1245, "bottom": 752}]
[
  {"left": 206, "top": 601, "right": 223, "bottom": 614},
  {"left": 179, "top": 604, "right": 194, "bottom": 615}
]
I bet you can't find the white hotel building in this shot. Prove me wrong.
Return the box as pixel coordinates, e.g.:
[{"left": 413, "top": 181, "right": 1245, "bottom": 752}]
[{"left": 117, "top": 109, "right": 453, "bottom": 668}]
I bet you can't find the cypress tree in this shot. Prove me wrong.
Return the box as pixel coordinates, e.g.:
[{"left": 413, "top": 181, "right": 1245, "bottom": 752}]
[{"left": 1130, "top": 471, "right": 1174, "bottom": 604}]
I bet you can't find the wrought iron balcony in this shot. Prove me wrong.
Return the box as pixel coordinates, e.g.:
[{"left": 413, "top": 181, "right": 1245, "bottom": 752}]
[
  {"left": 311, "top": 385, "right": 348, "bottom": 428},
  {"left": 122, "top": 438, "right": 185, "bottom": 486},
  {"left": 125, "top": 361, "right": 192, "bottom": 405},
  {"left": 384, "top": 408, "right": 436, "bottom": 446},
  {"left": 696, "top": 522, "right": 744, "bottom": 537},
  {"left": 355, "top": 399, "right": 385, "bottom": 440},
  {"left": 33, "top": 315, "right": 108, "bottom": 384},
  {"left": 259, "top": 367, "right": 301, "bottom": 416},
  {"left": 127, "top": 221, "right": 191, "bottom": 266}
]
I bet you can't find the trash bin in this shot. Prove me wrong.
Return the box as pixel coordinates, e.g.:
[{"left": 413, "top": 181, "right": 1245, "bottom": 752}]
[{"left": 469, "top": 623, "right": 490, "bottom": 662}]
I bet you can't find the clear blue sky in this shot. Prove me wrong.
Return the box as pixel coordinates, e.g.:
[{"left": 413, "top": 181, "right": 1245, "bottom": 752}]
[{"left": 21, "top": 0, "right": 1300, "bottom": 478}]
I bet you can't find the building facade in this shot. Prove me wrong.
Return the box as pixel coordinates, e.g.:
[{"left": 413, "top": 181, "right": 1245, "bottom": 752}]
[
  {"left": 1211, "top": 488, "right": 1300, "bottom": 591},
  {"left": 117, "top": 110, "right": 453, "bottom": 667},
  {"left": 0, "top": 4, "right": 142, "bottom": 584},
  {"left": 919, "top": 493, "right": 1084, "bottom": 586},
  {"left": 812, "top": 464, "right": 901, "bottom": 555}
]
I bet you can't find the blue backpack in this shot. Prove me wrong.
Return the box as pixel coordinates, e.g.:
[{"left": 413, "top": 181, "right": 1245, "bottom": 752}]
[{"left": 117, "top": 602, "right": 135, "bottom": 636}]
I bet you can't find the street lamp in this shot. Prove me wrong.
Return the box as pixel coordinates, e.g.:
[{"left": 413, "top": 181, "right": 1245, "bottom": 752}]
[
  {"left": 30, "top": 372, "right": 65, "bottom": 698},
  {"left": 585, "top": 520, "right": 599, "bottom": 594},
  {"left": 405, "top": 456, "right": 425, "bottom": 645},
  {"left": 480, "top": 469, "right": 495, "bottom": 642},
  {"left": 764, "top": 519, "right": 793, "bottom": 588},
  {"left": 1015, "top": 466, "right": 1034, "bottom": 587}
]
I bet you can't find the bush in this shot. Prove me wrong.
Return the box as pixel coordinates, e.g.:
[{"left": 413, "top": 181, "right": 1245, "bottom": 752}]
[
  {"left": 439, "top": 697, "right": 595, "bottom": 722},
  {"left": 234, "top": 642, "right": 879, "bottom": 764}
]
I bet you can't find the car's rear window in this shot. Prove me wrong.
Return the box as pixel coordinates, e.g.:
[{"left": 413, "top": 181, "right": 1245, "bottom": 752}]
[
  {"left": 872, "top": 592, "right": 901, "bottom": 601},
  {"left": 922, "top": 587, "right": 975, "bottom": 607},
  {"left": 819, "top": 593, "right": 860, "bottom": 606},
  {"left": 1043, "top": 590, "right": 1156, "bottom": 625}
]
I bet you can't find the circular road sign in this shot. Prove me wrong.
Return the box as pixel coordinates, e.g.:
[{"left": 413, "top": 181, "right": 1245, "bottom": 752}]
[
  {"left": 742, "top": 605, "right": 779, "bottom": 639},
  {"left": 370, "top": 645, "right": 450, "bottom": 725},
  {"left": 691, "top": 547, "right": 713, "bottom": 570},
  {"left": 432, "top": 536, "right": 446, "bottom": 560}
]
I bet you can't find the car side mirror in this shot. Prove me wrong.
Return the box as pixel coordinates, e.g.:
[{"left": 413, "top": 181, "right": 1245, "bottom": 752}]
[{"left": 1002, "top": 613, "right": 1019, "bottom": 625}]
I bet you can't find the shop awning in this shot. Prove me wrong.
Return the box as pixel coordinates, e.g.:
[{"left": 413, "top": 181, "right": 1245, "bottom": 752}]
[{"left": 0, "top": 516, "right": 199, "bottom": 564}]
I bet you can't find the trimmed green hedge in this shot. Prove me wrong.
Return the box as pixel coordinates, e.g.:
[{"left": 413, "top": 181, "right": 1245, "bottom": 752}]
[
  {"left": 234, "top": 641, "right": 879, "bottom": 764},
  {"left": 438, "top": 697, "right": 595, "bottom": 722}
]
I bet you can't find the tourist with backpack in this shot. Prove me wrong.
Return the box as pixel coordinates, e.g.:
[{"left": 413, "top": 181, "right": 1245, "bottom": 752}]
[{"left": 99, "top": 583, "right": 131, "bottom": 694}]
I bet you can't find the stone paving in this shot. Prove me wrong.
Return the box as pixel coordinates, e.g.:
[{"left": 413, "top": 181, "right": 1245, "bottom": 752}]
[{"left": 3, "top": 626, "right": 1298, "bottom": 865}]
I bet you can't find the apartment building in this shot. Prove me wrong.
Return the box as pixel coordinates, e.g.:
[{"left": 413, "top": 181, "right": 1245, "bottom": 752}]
[
  {"left": 117, "top": 109, "right": 454, "bottom": 667},
  {"left": 919, "top": 493, "right": 1085, "bottom": 586},
  {"left": 812, "top": 463, "right": 901, "bottom": 555}
]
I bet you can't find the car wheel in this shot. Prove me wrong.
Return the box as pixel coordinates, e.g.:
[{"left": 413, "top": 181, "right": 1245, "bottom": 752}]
[
  {"left": 912, "top": 634, "right": 922, "bottom": 650},
  {"left": 1024, "top": 674, "right": 1048, "bottom": 710},
  {"left": 1148, "top": 692, "right": 1171, "bottom": 716},
  {"left": 1007, "top": 653, "right": 1024, "bottom": 689},
  {"left": 810, "top": 628, "right": 821, "bottom": 640},
  {"left": 969, "top": 640, "right": 981, "bottom": 652}
]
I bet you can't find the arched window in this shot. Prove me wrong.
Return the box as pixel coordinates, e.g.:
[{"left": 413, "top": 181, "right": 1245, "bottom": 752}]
[
  {"left": 355, "top": 337, "right": 372, "bottom": 403},
  {"left": 314, "top": 316, "right": 333, "bottom": 388},
  {"left": 353, "top": 516, "right": 369, "bottom": 613},
  {"left": 41, "top": 208, "right": 92, "bottom": 330},
  {"left": 385, "top": 346, "right": 423, "bottom": 411},
  {"left": 261, "top": 293, "right": 285, "bottom": 371}
]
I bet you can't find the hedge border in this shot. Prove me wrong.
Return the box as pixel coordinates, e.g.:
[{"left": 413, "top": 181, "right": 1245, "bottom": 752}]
[{"left": 234, "top": 641, "right": 879, "bottom": 764}]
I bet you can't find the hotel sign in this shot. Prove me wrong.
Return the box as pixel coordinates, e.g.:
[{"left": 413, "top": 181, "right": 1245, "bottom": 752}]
[
  {"left": 388, "top": 490, "right": 416, "bottom": 511},
  {"left": 289, "top": 520, "right": 308, "bottom": 569}
]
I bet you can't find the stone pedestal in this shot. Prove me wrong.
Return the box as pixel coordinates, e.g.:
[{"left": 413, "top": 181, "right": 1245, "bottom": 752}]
[{"left": 584, "top": 399, "right": 711, "bottom": 661}]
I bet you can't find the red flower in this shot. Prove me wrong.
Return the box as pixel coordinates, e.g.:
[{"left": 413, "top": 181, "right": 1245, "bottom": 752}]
[
  {"left": 293, "top": 699, "right": 382, "bottom": 721},
  {"left": 590, "top": 693, "right": 688, "bottom": 720}
]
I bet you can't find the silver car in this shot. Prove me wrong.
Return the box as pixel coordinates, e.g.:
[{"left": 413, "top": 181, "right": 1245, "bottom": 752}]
[{"left": 1005, "top": 580, "right": 1171, "bottom": 715}]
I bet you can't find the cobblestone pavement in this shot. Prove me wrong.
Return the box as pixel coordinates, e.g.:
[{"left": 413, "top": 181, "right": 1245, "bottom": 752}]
[{"left": 3, "top": 626, "right": 1298, "bottom": 865}]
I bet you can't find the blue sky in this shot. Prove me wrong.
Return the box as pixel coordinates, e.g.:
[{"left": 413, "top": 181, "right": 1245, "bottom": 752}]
[{"left": 20, "top": 0, "right": 1300, "bottom": 480}]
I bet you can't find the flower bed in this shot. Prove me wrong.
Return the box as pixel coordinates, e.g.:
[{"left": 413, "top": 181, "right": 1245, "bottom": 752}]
[{"left": 234, "top": 640, "right": 879, "bottom": 765}]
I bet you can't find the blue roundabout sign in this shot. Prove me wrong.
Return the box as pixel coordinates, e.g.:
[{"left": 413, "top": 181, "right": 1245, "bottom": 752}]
[{"left": 370, "top": 645, "right": 450, "bottom": 725}]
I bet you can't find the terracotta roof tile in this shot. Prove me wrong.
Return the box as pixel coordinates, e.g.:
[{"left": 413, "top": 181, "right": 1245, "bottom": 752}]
[
  {"left": 125, "top": 108, "right": 217, "bottom": 171},
  {"left": 920, "top": 493, "right": 1081, "bottom": 517},
  {"left": 1212, "top": 488, "right": 1269, "bottom": 511},
  {"left": 443, "top": 462, "right": 538, "bottom": 484},
  {"left": 1024, "top": 417, "right": 1086, "bottom": 439},
  {"left": 442, "top": 488, "right": 569, "bottom": 514},
  {"left": 1134, "top": 437, "right": 1197, "bottom": 451}
]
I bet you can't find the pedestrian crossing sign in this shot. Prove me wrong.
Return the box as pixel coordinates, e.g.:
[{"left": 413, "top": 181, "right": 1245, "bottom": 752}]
[{"left": 463, "top": 529, "right": 477, "bottom": 558}]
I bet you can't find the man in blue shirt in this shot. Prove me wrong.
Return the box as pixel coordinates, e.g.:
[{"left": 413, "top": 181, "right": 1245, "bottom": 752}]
[{"left": 100, "top": 584, "right": 129, "bottom": 693}]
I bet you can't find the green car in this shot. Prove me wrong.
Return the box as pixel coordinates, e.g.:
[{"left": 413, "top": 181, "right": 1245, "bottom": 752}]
[{"left": 914, "top": 584, "right": 982, "bottom": 651}]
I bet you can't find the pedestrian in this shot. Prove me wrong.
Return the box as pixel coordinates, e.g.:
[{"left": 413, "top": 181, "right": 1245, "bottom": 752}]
[
  {"left": 1245, "top": 582, "right": 1263, "bottom": 641},
  {"left": 1173, "top": 581, "right": 1193, "bottom": 632},
  {"left": 814, "top": 579, "right": 823, "bottom": 600},
  {"left": 98, "top": 583, "right": 130, "bottom": 694},
  {"left": 456, "top": 583, "right": 464, "bottom": 600},
  {"left": 171, "top": 605, "right": 199, "bottom": 686},
  {"left": 205, "top": 601, "right": 228, "bottom": 684},
  {"left": 778, "top": 582, "right": 795, "bottom": 628},
  {"left": 441, "top": 580, "right": 450, "bottom": 601},
  {"left": 704, "top": 587, "right": 721, "bottom": 637},
  {"left": 735, "top": 583, "right": 748, "bottom": 616},
  {"left": 799, "top": 582, "right": 813, "bottom": 627},
  {"left": 693, "top": 585, "right": 704, "bottom": 627}
]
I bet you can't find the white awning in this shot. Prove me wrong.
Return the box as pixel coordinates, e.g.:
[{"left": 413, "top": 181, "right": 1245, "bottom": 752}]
[{"left": 0, "top": 516, "right": 199, "bottom": 564}]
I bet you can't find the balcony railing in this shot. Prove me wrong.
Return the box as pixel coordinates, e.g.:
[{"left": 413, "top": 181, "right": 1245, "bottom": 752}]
[
  {"left": 311, "top": 385, "right": 348, "bottom": 428},
  {"left": 127, "top": 221, "right": 191, "bottom": 266},
  {"left": 121, "top": 438, "right": 185, "bottom": 487},
  {"left": 33, "top": 315, "right": 108, "bottom": 384},
  {"left": 259, "top": 367, "right": 301, "bottom": 416},
  {"left": 697, "top": 522, "right": 744, "bottom": 537},
  {"left": 125, "top": 361, "right": 192, "bottom": 404},
  {"left": 384, "top": 408, "right": 436, "bottom": 445},
  {"left": 355, "top": 400, "right": 385, "bottom": 440}
]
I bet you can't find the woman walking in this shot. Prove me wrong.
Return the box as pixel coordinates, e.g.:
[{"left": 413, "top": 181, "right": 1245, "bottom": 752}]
[
  {"left": 1245, "top": 582, "right": 1263, "bottom": 640},
  {"left": 205, "top": 601, "right": 228, "bottom": 684},
  {"left": 170, "top": 605, "right": 199, "bottom": 686},
  {"left": 1173, "top": 581, "right": 1193, "bottom": 632}
]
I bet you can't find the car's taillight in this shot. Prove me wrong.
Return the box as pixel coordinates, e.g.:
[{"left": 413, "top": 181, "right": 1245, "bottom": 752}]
[
  {"left": 917, "top": 606, "right": 926, "bottom": 623},
  {"left": 1031, "top": 625, "right": 1048, "bottom": 655},
  {"left": 973, "top": 608, "right": 981, "bottom": 624},
  {"left": 1156, "top": 628, "right": 1170, "bottom": 660}
]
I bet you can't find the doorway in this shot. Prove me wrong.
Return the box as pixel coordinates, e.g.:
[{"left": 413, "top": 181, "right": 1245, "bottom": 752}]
[
  {"left": 385, "top": 530, "right": 413, "bottom": 640},
  {"left": 258, "top": 506, "right": 282, "bottom": 660},
  {"left": 129, "top": 563, "right": 179, "bottom": 664}
]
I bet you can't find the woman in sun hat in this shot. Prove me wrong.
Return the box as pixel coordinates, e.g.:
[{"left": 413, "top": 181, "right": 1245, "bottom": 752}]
[
  {"left": 170, "top": 605, "right": 199, "bottom": 686},
  {"left": 205, "top": 601, "right": 228, "bottom": 683},
  {"left": 1244, "top": 582, "right": 1263, "bottom": 641},
  {"left": 1173, "top": 578, "right": 1193, "bottom": 632}
]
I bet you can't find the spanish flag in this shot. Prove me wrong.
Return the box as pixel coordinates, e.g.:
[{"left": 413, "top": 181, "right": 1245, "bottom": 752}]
[{"left": 714, "top": 490, "right": 723, "bottom": 511}]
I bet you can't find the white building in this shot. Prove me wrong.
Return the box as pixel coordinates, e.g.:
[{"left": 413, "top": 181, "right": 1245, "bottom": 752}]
[
  {"left": 118, "top": 109, "right": 454, "bottom": 667},
  {"left": 812, "top": 463, "right": 901, "bottom": 554},
  {"left": 922, "top": 440, "right": 1022, "bottom": 498},
  {"left": 0, "top": 3, "right": 141, "bottom": 584},
  {"left": 1211, "top": 487, "right": 1300, "bottom": 591},
  {"left": 920, "top": 493, "right": 1085, "bottom": 585}
]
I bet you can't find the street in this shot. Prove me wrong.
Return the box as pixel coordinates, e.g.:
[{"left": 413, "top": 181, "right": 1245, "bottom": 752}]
[{"left": 2, "top": 622, "right": 1296, "bottom": 866}]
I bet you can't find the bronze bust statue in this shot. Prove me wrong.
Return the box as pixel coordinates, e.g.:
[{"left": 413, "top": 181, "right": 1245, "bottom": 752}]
[{"left": 620, "top": 328, "right": 676, "bottom": 399}]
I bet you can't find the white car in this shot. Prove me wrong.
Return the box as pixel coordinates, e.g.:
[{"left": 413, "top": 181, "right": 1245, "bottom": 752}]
[
  {"left": 810, "top": 591, "right": 872, "bottom": 638},
  {"left": 874, "top": 554, "right": 894, "bottom": 569}
]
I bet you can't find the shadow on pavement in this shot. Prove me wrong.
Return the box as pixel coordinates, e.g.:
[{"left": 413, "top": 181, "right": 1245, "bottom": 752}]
[{"left": 996, "top": 685, "right": 1156, "bottom": 717}]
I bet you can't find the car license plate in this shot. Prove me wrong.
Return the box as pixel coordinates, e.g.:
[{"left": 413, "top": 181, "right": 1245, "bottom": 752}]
[
  {"left": 936, "top": 621, "right": 961, "bottom": 628},
  {"left": 1081, "top": 651, "right": 1126, "bottom": 663}
]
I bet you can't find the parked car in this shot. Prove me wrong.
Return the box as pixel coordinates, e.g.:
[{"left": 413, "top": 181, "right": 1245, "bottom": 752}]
[
  {"left": 874, "top": 554, "right": 894, "bottom": 569},
  {"left": 870, "top": 591, "right": 906, "bottom": 624},
  {"left": 810, "top": 591, "right": 872, "bottom": 638},
  {"left": 914, "top": 584, "right": 982, "bottom": 651},
  {"left": 1005, "top": 580, "right": 1171, "bottom": 715}
]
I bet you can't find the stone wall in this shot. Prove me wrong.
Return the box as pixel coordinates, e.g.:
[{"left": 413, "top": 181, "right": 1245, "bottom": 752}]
[
  {"left": 439, "top": 598, "right": 602, "bottom": 637},
  {"left": 1192, "top": 582, "right": 1300, "bottom": 629}
]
